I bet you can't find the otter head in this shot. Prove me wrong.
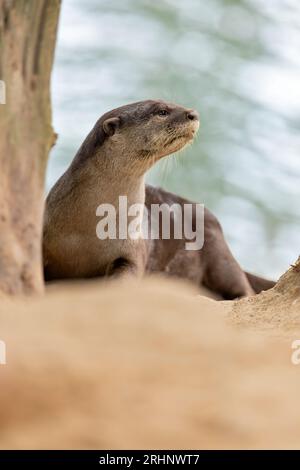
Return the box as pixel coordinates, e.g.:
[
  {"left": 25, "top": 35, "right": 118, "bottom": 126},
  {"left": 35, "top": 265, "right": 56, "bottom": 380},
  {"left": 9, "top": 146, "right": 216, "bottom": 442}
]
[{"left": 96, "top": 100, "right": 199, "bottom": 172}]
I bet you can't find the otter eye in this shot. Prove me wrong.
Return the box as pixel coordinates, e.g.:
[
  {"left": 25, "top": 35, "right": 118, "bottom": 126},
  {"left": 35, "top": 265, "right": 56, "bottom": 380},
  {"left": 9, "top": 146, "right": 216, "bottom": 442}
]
[{"left": 158, "top": 109, "right": 169, "bottom": 117}]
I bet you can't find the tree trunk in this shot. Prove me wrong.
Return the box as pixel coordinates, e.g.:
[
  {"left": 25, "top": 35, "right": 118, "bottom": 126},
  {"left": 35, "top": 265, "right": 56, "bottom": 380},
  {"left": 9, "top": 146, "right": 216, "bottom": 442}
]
[{"left": 0, "top": 0, "right": 60, "bottom": 295}]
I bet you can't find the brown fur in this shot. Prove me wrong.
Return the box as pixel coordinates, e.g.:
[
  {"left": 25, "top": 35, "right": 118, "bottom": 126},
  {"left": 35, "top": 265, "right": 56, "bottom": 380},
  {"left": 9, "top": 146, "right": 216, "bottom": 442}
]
[
  {"left": 43, "top": 100, "right": 274, "bottom": 299},
  {"left": 145, "top": 186, "right": 275, "bottom": 299}
]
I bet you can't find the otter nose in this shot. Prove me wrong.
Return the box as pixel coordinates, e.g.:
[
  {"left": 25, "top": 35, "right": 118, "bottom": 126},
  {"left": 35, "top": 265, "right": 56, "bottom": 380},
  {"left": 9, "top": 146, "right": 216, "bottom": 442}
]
[{"left": 186, "top": 110, "right": 199, "bottom": 121}]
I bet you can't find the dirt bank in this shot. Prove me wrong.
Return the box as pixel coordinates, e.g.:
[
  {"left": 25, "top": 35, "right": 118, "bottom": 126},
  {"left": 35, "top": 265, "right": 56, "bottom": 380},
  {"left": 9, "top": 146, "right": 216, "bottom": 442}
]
[{"left": 0, "top": 269, "right": 300, "bottom": 449}]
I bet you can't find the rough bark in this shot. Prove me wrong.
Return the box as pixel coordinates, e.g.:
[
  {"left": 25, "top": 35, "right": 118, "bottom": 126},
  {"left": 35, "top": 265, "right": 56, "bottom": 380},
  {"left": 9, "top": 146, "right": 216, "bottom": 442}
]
[{"left": 0, "top": 0, "right": 60, "bottom": 294}]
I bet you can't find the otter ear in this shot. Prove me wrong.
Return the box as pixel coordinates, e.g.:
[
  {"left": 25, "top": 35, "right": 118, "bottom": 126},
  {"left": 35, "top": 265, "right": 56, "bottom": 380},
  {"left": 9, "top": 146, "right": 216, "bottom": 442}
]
[{"left": 103, "top": 117, "right": 120, "bottom": 136}]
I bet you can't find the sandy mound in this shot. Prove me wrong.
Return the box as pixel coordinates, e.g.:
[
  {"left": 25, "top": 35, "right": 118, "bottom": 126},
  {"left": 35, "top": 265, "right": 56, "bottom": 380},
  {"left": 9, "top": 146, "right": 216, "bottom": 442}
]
[
  {"left": 0, "top": 273, "right": 300, "bottom": 449},
  {"left": 231, "top": 261, "right": 300, "bottom": 332}
]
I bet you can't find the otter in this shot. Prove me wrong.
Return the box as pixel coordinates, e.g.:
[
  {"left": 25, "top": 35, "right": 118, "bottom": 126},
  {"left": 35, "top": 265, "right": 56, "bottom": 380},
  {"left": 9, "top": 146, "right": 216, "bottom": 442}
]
[{"left": 43, "top": 100, "right": 275, "bottom": 299}]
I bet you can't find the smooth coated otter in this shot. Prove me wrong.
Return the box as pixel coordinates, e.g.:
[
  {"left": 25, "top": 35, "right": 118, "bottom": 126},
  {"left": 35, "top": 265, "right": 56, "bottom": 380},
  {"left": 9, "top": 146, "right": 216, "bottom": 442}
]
[{"left": 43, "top": 100, "right": 275, "bottom": 299}]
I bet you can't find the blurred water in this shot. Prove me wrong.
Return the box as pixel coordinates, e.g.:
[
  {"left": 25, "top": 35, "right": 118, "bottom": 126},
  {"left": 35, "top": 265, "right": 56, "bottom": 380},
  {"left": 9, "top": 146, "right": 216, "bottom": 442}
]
[{"left": 48, "top": 0, "right": 300, "bottom": 278}]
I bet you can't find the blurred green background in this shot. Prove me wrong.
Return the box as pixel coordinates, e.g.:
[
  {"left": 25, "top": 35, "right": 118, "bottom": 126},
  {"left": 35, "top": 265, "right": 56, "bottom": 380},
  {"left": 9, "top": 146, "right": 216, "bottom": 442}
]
[{"left": 48, "top": 0, "right": 300, "bottom": 278}]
